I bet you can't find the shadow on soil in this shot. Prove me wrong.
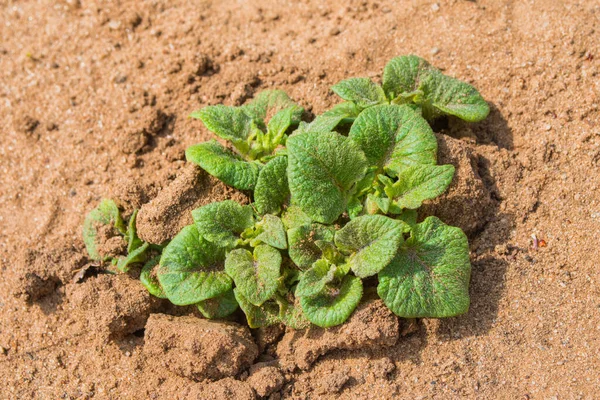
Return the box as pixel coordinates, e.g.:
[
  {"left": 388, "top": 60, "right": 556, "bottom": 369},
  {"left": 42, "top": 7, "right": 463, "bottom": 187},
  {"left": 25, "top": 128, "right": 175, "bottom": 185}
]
[{"left": 437, "top": 102, "right": 514, "bottom": 339}]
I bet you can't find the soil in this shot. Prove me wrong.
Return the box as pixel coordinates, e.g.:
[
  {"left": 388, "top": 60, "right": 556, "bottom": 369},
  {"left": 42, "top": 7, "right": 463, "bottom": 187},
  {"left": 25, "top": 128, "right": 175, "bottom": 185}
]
[{"left": 1, "top": 0, "right": 599, "bottom": 399}]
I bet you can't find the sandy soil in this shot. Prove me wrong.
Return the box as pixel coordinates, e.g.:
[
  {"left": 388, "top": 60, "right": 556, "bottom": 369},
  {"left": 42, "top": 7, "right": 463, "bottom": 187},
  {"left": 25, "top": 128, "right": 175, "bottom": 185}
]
[{"left": 1, "top": 0, "right": 599, "bottom": 398}]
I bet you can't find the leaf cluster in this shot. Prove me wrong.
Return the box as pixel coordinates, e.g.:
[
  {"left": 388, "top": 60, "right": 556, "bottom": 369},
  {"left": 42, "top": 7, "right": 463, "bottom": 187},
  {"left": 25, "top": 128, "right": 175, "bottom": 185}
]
[{"left": 83, "top": 56, "right": 484, "bottom": 328}]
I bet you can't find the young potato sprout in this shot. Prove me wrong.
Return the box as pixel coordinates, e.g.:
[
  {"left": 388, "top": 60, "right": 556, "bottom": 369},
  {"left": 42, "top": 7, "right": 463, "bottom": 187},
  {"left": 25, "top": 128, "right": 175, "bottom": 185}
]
[{"left": 83, "top": 55, "right": 485, "bottom": 328}]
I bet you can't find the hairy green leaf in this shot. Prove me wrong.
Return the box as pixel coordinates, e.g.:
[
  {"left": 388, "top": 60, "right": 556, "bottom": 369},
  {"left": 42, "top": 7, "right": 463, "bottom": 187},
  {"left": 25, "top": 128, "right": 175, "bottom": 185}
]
[
  {"left": 349, "top": 104, "right": 437, "bottom": 174},
  {"left": 295, "top": 259, "right": 336, "bottom": 298},
  {"left": 197, "top": 289, "right": 239, "bottom": 319},
  {"left": 140, "top": 256, "right": 166, "bottom": 299},
  {"left": 82, "top": 199, "right": 126, "bottom": 261},
  {"left": 287, "top": 131, "right": 368, "bottom": 224},
  {"left": 386, "top": 165, "right": 455, "bottom": 210},
  {"left": 279, "top": 296, "right": 311, "bottom": 329},
  {"left": 335, "top": 215, "right": 404, "bottom": 278},
  {"left": 241, "top": 90, "right": 303, "bottom": 123},
  {"left": 191, "top": 200, "right": 254, "bottom": 249},
  {"left": 234, "top": 289, "right": 281, "bottom": 328},
  {"left": 288, "top": 223, "right": 335, "bottom": 270},
  {"left": 225, "top": 245, "right": 281, "bottom": 306},
  {"left": 331, "top": 78, "right": 387, "bottom": 109},
  {"left": 300, "top": 275, "right": 363, "bottom": 328},
  {"left": 190, "top": 105, "right": 252, "bottom": 151},
  {"left": 186, "top": 140, "right": 261, "bottom": 190},
  {"left": 251, "top": 214, "right": 288, "bottom": 250},
  {"left": 254, "top": 156, "right": 290, "bottom": 215},
  {"left": 378, "top": 216, "right": 471, "bottom": 317},
  {"left": 157, "top": 225, "right": 231, "bottom": 305},
  {"left": 383, "top": 55, "right": 489, "bottom": 122},
  {"left": 281, "top": 205, "right": 313, "bottom": 230},
  {"left": 267, "top": 106, "right": 303, "bottom": 146}
]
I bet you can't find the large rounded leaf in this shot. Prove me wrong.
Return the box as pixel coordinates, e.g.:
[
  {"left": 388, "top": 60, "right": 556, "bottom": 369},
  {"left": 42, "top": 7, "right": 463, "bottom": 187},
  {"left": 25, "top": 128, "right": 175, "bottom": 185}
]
[
  {"left": 287, "top": 131, "right": 368, "bottom": 224},
  {"left": 299, "top": 275, "right": 363, "bottom": 328},
  {"left": 331, "top": 78, "right": 387, "bottom": 109},
  {"left": 377, "top": 216, "right": 471, "bottom": 318},
  {"left": 197, "top": 289, "right": 239, "bottom": 319},
  {"left": 191, "top": 200, "right": 254, "bottom": 249},
  {"left": 225, "top": 245, "right": 281, "bottom": 306},
  {"left": 157, "top": 225, "right": 231, "bottom": 306},
  {"left": 254, "top": 156, "right": 290, "bottom": 215},
  {"left": 349, "top": 104, "right": 437, "bottom": 174},
  {"left": 385, "top": 164, "right": 455, "bottom": 209},
  {"left": 335, "top": 215, "right": 404, "bottom": 278},
  {"left": 186, "top": 140, "right": 260, "bottom": 190}
]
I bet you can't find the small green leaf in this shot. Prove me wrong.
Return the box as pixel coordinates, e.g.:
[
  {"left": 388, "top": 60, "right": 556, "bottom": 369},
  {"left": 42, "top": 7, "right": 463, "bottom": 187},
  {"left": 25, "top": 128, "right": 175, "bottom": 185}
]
[
  {"left": 140, "top": 256, "right": 166, "bottom": 299},
  {"left": 197, "top": 289, "right": 239, "bottom": 319},
  {"left": 267, "top": 106, "right": 303, "bottom": 146},
  {"left": 386, "top": 165, "right": 455, "bottom": 210},
  {"left": 383, "top": 55, "right": 489, "bottom": 122},
  {"left": 331, "top": 78, "right": 387, "bottom": 109},
  {"left": 82, "top": 199, "right": 126, "bottom": 261},
  {"left": 335, "top": 215, "right": 404, "bottom": 278},
  {"left": 396, "top": 209, "right": 418, "bottom": 230},
  {"left": 157, "top": 225, "right": 231, "bottom": 305},
  {"left": 116, "top": 242, "right": 149, "bottom": 272},
  {"left": 186, "top": 140, "right": 261, "bottom": 190},
  {"left": 125, "top": 209, "right": 144, "bottom": 253},
  {"left": 254, "top": 156, "right": 290, "bottom": 215},
  {"left": 300, "top": 102, "right": 361, "bottom": 133},
  {"left": 287, "top": 131, "right": 368, "bottom": 224},
  {"left": 300, "top": 275, "right": 363, "bottom": 328},
  {"left": 288, "top": 223, "right": 335, "bottom": 270},
  {"left": 295, "top": 259, "right": 336, "bottom": 298},
  {"left": 241, "top": 90, "right": 303, "bottom": 123},
  {"left": 279, "top": 296, "right": 311, "bottom": 329},
  {"left": 225, "top": 245, "right": 282, "bottom": 306},
  {"left": 191, "top": 200, "right": 254, "bottom": 249},
  {"left": 234, "top": 289, "right": 281, "bottom": 328},
  {"left": 251, "top": 215, "right": 288, "bottom": 250},
  {"left": 281, "top": 205, "right": 313, "bottom": 230},
  {"left": 377, "top": 216, "right": 471, "bottom": 318},
  {"left": 349, "top": 104, "right": 437, "bottom": 174},
  {"left": 190, "top": 105, "right": 252, "bottom": 152}
]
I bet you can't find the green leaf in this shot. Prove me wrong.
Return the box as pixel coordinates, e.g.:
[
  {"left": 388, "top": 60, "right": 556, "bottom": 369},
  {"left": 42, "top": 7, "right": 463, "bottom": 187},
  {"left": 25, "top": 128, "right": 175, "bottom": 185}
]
[
  {"left": 334, "top": 215, "right": 404, "bottom": 278},
  {"left": 300, "top": 102, "right": 361, "bottom": 133},
  {"left": 241, "top": 90, "right": 303, "bottom": 123},
  {"left": 125, "top": 209, "right": 144, "bottom": 253},
  {"left": 140, "top": 256, "right": 166, "bottom": 299},
  {"left": 116, "top": 242, "right": 149, "bottom": 272},
  {"left": 349, "top": 104, "right": 437, "bottom": 174},
  {"left": 234, "top": 289, "right": 281, "bottom": 328},
  {"left": 300, "top": 275, "right": 363, "bottom": 328},
  {"left": 82, "top": 199, "right": 126, "bottom": 261},
  {"left": 331, "top": 78, "right": 387, "bottom": 109},
  {"left": 377, "top": 216, "right": 471, "bottom": 318},
  {"left": 279, "top": 296, "right": 311, "bottom": 329},
  {"left": 281, "top": 205, "right": 313, "bottom": 230},
  {"left": 190, "top": 105, "right": 252, "bottom": 152},
  {"left": 197, "top": 289, "right": 239, "bottom": 319},
  {"left": 186, "top": 140, "right": 261, "bottom": 190},
  {"left": 295, "top": 259, "right": 336, "bottom": 298},
  {"left": 191, "top": 200, "right": 254, "bottom": 249},
  {"left": 251, "top": 215, "right": 288, "bottom": 250},
  {"left": 383, "top": 55, "right": 489, "bottom": 122},
  {"left": 396, "top": 209, "right": 418, "bottom": 230},
  {"left": 225, "top": 245, "right": 282, "bottom": 306},
  {"left": 287, "top": 223, "right": 335, "bottom": 270},
  {"left": 287, "top": 131, "right": 368, "bottom": 224},
  {"left": 267, "top": 106, "right": 303, "bottom": 146},
  {"left": 254, "top": 156, "right": 290, "bottom": 215},
  {"left": 386, "top": 165, "right": 455, "bottom": 210},
  {"left": 157, "top": 225, "right": 231, "bottom": 305}
]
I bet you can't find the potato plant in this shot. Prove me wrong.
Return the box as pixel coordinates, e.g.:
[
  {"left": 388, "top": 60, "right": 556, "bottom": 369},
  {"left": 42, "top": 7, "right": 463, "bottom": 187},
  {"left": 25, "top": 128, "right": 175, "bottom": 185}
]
[{"left": 83, "top": 55, "right": 486, "bottom": 328}]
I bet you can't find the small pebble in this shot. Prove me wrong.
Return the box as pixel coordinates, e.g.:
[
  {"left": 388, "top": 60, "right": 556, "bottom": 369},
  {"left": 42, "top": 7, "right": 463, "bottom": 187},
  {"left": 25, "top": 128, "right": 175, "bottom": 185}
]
[
  {"left": 431, "top": 47, "right": 440, "bottom": 55},
  {"left": 125, "top": 351, "right": 131, "bottom": 357},
  {"left": 544, "top": 124, "right": 552, "bottom": 131},
  {"left": 431, "top": 3, "right": 440, "bottom": 12}
]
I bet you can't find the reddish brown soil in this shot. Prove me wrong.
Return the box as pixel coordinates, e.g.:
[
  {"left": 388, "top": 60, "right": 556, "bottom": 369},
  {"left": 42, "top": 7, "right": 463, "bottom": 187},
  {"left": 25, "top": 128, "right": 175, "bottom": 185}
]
[{"left": 1, "top": 0, "right": 599, "bottom": 399}]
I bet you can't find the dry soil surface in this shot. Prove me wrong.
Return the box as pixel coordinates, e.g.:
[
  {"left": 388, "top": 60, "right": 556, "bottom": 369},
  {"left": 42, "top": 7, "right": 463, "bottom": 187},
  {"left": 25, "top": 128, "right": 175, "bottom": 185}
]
[{"left": 1, "top": 0, "right": 599, "bottom": 399}]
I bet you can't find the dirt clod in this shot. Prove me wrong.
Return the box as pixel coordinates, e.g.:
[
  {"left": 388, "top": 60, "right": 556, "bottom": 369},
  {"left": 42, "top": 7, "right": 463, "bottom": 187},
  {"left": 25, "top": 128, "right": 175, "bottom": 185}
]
[
  {"left": 247, "top": 363, "right": 285, "bottom": 397},
  {"left": 136, "top": 164, "right": 249, "bottom": 244},
  {"left": 144, "top": 314, "right": 258, "bottom": 381},
  {"left": 186, "top": 378, "right": 256, "bottom": 400},
  {"left": 276, "top": 300, "right": 399, "bottom": 370}
]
